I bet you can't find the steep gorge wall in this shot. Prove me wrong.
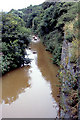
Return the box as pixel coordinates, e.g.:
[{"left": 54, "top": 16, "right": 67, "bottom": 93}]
[{"left": 60, "top": 39, "right": 79, "bottom": 119}]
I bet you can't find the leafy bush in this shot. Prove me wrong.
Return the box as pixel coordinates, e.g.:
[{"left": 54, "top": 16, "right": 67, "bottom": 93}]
[
  {"left": 31, "top": 2, "right": 78, "bottom": 65},
  {"left": 70, "top": 55, "right": 77, "bottom": 63},
  {"left": 65, "top": 30, "right": 74, "bottom": 42},
  {"left": 52, "top": 44, "right": 62, "bottom": 65},
  {"left": 2, "top": 13, "right": 31, "bottom": 75},
  {"left": 70, "top": 40, "right": 78, "bottom": 63},
  {"left": 8, "top": 1, "right": 78, "bottom": 67}
]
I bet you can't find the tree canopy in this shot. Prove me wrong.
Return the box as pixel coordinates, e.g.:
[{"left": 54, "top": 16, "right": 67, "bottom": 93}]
[{"left": 1, "top": 12, "right": 31, "bottom": 75}]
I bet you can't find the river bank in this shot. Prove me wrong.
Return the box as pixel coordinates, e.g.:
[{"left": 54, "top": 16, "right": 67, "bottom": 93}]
[
  {"left": 60, "top": 39, "right": 79, "bottom": 119},
  {"left": 1, "top": 37, "right": 59, "bottom": 118}
]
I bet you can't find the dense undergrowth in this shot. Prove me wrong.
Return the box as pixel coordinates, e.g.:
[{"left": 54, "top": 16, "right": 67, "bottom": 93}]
[
  {"left": 0, "top": 0, "right": 79, "bottom": 119},
  {"left": 59, "top": 4, "right": 79, "bottom": 118},
  {"left": 1, "top": 0, "right": 79, "bottom": 97},
  {"left": 1, "top": 13, "right": 31, "bottom": 75},
  {"left": 59, "top": 65, "right": 78, "bottom": 119},
  {"left": 2, "top": 2, "right": 77, "bottom": 71},
  {"left": 11, "top": 1, "right": 78, "bottom": 65}
]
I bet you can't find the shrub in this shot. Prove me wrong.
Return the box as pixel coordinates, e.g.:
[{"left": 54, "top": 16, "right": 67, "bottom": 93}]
[{"left": 65, "top": 30, "right": 74, "bottom": 42}]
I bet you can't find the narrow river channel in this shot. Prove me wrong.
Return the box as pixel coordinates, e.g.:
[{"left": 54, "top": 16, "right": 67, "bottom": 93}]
[{"left": 0, "top": 37, "right": 59, "bottom": 118}]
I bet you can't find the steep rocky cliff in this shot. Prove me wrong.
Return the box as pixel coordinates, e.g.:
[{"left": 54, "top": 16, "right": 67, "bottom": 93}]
[{"left": 59, "top": 24, "right": 79, "bottom": 119}]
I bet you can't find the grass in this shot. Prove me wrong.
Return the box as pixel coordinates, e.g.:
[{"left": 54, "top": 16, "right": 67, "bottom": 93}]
[
  {"left": 70, "top": 39, "right": 78, "bottom": 63},
  {"left": 64, "top": 17, "right": 79, "bottom": 63}
]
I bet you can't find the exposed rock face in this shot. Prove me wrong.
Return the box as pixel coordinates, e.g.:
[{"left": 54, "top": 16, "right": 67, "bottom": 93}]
[{"left": 60, "top": 39, "right": 79, "bottom": 119}]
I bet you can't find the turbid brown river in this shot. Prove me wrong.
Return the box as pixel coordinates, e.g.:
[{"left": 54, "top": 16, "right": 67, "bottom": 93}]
[{"left": 0, "top": 37, "right": 59, "bottom": 118}]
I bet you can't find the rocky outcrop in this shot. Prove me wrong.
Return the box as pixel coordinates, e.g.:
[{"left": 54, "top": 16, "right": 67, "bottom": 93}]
[{"left": 60, "top": 39, "right": 79, "bottom": 119}]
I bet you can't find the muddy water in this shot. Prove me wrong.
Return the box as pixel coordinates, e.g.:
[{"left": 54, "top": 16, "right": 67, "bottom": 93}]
[{"left": 1, "top": 38, "right": 59, "bottom": 118}]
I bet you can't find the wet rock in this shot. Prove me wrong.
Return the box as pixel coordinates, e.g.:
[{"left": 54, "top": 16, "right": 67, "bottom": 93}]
[
  {"left": 34, "top": 38, "right": 37, "bottom": 41},
  {"left": 24, "top": 58, "right": 31, "bottom": 64},
  {"left": 29, "top": 47, "right": 31, "bottom": 50},
  {"left": 33, "top": 36, "right": 37, "bottom": 40},
  {"left": 33, "top": 51, "right": 37, "bottom": 54}
]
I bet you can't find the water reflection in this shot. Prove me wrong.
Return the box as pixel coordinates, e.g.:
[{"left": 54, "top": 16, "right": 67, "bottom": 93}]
[
  {"left": 1, "top": 38, "right": 59, "bottom": 118},
  {"left": 2, "top": 66, "right": 30, "bottom": 104},
  {"left": 31, "top": 41, "right": 59, "bottom": 103}
]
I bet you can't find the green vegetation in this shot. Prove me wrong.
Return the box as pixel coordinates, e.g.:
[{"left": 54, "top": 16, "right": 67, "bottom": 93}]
[
  {"left": 70, "top": 40, "right": 78, "bottom": 63},
  {"left": 1, "top": 1, "right": 78, "bottom": 74},
  {"left": 1, "top": 12, "right": 31, "bottom": 75},
  {"left": 13, "top": 2, "right": 77, "bottom": 65},
  {"left": 59, "top": 65, "right": 78, "bottom": 119},
  {"left": 1, "top": 0, "right": 79, "bottom": 119}
]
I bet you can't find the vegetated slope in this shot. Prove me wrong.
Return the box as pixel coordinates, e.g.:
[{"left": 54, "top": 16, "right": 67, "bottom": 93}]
[
  {"left": 1, "top": 12, "right": 31, "bottom": 75},
  {"left": 13, "top": 1, "right": 79, "bottom": 118},
  {"left": 32, "top": 2, "right": 78, "bottom": 65},
  {"left": 1, "top": 1, "right": 79, "bottom": 118},
  {"left": 59, "top": 16, "right": 79, "bottom": 118},
  {"left": 3, "top": 1, "right": 78, "bottom": 71},
  {"left": 12, "top": 2, "right": 78, "bottom": 65},
  {"left": 9, "top": 4, "right": 42, "bottom": 28}
]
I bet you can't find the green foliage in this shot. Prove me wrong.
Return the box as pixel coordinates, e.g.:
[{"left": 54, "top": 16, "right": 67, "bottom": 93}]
[
  {"left": 31, "top": 2, "right": 77, "bottom": 65},
  {"left": 70, "top": 55, "right": 77, "bottom": 63},
  {"left": 73, "top": 20, "right": 79, "bottom": 30},
  {"left": 26, "top": 13, "right": 37, "bottom": 28},
  {"left": 65, "top": 30, "right": 74, "bottom": 42},
  {"left": 2, "top": 1, "right": 78, "bottom": 72},
  {"left": 70, "top": 40, "right": 78, "bottom": 63},
  {"left": 52, "top": 44, "right": 62, "bottom": 65},
  {"left": 2, "top": 12, "right": 31, "bottom": 75},
  {"left": 19, "top": 4, "right": 42, "bottom": 27}
]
